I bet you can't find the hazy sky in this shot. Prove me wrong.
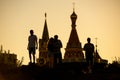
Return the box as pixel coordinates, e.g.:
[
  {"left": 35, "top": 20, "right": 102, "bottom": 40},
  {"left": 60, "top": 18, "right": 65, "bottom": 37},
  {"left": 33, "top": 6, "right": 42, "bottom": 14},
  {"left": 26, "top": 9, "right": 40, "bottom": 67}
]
[{"left": 0, "top": 0, "right": 120, "bottom": 64}]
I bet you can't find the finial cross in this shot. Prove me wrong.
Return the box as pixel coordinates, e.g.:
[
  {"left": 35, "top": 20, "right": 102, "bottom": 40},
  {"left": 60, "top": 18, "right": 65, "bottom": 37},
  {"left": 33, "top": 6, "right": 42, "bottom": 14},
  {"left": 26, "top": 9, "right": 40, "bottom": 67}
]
[
  {"left": 95, "top": 38, "right": 98, "bottom": 48},
  {"left": 73, "top": 2, "right": 75, "bottom": 11},
  {"left": 45, "top": 12, "right": 47, "bottom": 18}
]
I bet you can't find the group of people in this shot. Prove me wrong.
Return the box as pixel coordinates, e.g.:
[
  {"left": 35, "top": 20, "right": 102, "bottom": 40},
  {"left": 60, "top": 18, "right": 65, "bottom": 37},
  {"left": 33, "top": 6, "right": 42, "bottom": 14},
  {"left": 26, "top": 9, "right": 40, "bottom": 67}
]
[
  {"left": 27, "top": 29, "right": 94, "bottom": 71},
  {"left": 47, "top": 35, "right": 62, "bottom": 68},
  {"left": 27, "top": 30, "right": 62, "bottom": 66}
]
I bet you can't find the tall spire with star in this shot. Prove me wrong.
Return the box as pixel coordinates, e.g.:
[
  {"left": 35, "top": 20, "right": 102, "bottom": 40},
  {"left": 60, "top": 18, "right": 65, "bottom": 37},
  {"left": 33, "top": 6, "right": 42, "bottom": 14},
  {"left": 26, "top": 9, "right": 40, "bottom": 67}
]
[
  {"left": 42, "top": 13, "right": 49, "bottom": 43},
  {"left": 38, "top": 13, "right": 49, "bottom": 65}
]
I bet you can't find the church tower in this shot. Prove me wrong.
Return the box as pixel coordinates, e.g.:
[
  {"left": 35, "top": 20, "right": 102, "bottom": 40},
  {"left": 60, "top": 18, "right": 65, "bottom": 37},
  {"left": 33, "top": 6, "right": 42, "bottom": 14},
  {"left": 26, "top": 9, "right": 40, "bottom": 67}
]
[
  {"left": 64, "top": 7, "right": 84, "bottom": 62},
  {"left": 94, "top": 38, "right": 108, "bottom": 64},
  {"left": 38, "top": 13, "right": 49, "bottom": 64}
]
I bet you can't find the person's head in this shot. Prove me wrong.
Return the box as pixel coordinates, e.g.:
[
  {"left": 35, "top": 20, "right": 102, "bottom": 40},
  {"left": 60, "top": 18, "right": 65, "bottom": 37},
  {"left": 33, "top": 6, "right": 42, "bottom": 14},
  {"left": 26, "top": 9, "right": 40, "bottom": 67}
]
[
  {"left": 30, "top": 30, "right": 34, "bottom": 35},
  {"left": 54, "top": 35, "right": 58, "bottom": 40},
  {"left": 87, "top": 37, "right": 91, "bottom": 43},
  {"left": 49, "top": 37, "right": 54, "bottom": 42}
]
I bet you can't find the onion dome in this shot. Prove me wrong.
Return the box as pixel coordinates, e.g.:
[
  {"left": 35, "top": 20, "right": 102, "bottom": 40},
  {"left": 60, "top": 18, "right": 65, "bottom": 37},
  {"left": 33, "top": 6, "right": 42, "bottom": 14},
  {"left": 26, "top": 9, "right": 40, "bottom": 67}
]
[
  {"left": 70, "top": 10, "right": 77, "bottom": 20},
  {"left": 70, "top": 9, "right": 77, "bottom": 27}
]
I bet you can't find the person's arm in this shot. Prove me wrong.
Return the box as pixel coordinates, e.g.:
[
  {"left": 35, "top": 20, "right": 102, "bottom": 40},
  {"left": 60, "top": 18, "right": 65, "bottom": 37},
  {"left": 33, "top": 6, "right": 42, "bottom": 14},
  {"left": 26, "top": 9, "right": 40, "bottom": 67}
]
[
  {"left": 92, "top": 44, "right": 94, "bottom": 52},
  {"left": 59, "top": 40, "right": 62, "bottom": 48},
  {"left": 83, "top": 44, "right": 86, "bottom": 51},
  {"left": 35, "top": 35, "right": 38, "bottom": 49},
  {"left": 27, "top": 36, "right": 29, "bottom": 50}
]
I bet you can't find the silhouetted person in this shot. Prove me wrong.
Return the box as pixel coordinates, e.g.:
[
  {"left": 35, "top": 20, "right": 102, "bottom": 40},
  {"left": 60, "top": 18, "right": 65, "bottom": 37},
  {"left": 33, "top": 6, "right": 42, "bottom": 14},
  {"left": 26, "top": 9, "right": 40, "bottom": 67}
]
[
  {"left": 47, "top": 37, "right": 54, "bottom": 68},
  {"left": 53, "top": 35, "right": 62, "bottom": 65},
  {"left": 83, "top": 37, "right": 94, "bottom": 73},
  {"left": 27, "top": 30, "right": 38, "bottom": 64}
]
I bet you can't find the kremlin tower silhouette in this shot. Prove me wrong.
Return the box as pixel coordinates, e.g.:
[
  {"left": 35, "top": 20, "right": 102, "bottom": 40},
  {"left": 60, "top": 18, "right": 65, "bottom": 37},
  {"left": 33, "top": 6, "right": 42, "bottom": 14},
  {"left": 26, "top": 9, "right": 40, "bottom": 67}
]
[
  {"left": 37, "top": 13, "right": 49, "bottom": 65},
  {"left": 64, "top": 7, "right": 84, "bottom": 62},
  {"left": 37, "top": 6, "right": 108, "bottom": 65}
]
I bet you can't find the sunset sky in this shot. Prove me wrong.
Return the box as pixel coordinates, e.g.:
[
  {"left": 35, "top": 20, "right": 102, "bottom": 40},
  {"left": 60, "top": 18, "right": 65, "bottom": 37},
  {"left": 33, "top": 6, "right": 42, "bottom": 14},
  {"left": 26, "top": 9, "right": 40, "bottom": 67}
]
[{"left": 0, "top": 0, "right": 120, "bottom": 64}]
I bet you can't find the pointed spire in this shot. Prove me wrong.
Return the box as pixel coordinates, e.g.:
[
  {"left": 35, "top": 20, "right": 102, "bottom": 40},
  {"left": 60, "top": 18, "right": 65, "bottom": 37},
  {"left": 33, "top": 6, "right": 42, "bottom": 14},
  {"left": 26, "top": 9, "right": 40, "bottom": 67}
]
[
  {"left": 95, "top": 38, "right": 98, "bottom": 51},
  {"left": 42, "top": 13, "right": 49, "bottom": 42},
  {"left": 94, "top": 38, "right": 101, "bottom": 59},
  {"left": 45, "top": 12, "right": 47, "bottom": 19}
]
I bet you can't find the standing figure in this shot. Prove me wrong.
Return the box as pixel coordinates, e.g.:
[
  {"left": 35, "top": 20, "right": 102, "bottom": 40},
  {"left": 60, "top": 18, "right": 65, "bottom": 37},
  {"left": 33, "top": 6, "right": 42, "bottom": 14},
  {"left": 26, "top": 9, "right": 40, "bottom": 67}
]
[
  {"left": 53, "top": 35, "right": 63, "bottom": 65},
  {"left": 47, "top": 37, "right": 54, "bottom": 68},
  {"left": 83, "top": 37, "right": 94, "bottom": 72},
  {"left": 27, "top": 30, "right": 38, "bottom": 64}
]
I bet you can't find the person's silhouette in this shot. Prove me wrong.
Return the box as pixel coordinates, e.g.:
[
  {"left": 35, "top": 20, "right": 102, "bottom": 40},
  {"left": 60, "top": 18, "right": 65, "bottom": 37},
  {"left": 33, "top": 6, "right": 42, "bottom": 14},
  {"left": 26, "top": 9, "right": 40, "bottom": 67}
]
[
  {"left": 47, "top": 37, "right": 54, "bottom": 68},
  {"left": 83, "top": 37, "right": 94, "bottom": 68},
  {"left": 27, "top": 30, "right": 38, "bottom": 64},
  {"left": 53, "top": 35, "right": 62, "bottom": 65}
]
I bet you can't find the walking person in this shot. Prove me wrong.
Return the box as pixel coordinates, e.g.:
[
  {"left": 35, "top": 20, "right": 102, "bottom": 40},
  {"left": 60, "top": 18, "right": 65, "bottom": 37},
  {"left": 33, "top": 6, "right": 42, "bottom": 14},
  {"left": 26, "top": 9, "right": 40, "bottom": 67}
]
[
  {"left": 83, "top": 37, "right": 94, "bottom": 73},
  {"left": 27, "top": 30, "right": 38, "bottom": 64}
]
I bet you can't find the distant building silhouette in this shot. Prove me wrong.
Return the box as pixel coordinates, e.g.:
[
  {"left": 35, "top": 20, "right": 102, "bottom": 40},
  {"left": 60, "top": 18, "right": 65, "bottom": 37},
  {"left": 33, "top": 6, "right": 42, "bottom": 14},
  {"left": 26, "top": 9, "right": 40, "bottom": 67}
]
[
  {"left": 0, "top": 45, "right": 17, "bottom": 65},
  {"left": 37, "top": 13, "right": 49, "bottom": 65},
  {"left": 64, "top": 8, "right": 84, "bottom": 62},
  {"left": 36, "top": 6, "right": 108, "bottom": 65},
  {"left": 94, "top": 38, "right": 108, "bottom": 64}
]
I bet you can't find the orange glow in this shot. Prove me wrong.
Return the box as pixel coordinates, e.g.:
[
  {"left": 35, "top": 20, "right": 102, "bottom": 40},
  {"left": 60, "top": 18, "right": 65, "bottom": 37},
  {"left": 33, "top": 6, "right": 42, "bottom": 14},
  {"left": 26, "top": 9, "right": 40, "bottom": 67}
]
[{"left": 0, "top": 0, "right": 120, "bottom": 64}]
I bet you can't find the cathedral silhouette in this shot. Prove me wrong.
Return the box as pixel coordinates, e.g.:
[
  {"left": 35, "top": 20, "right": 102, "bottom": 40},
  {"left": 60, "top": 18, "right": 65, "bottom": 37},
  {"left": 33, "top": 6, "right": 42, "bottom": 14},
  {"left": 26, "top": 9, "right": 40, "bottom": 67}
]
[{"left": 36, "top": 8, "right": 108, "bottom": 66}]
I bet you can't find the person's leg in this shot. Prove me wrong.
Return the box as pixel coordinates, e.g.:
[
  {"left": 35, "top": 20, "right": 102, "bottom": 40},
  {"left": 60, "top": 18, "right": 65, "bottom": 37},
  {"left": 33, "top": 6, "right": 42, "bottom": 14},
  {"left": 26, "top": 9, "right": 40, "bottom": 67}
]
[
  {"left": 89, "top": 55, "right": 93, "bottom": 66},
  {"left": 86, "top": 57, "right": 89, "bottom": 66},
  {"left": 58, "top": 53, "right": 62, "bottom": 64},
  {"left": 51, "top": 55, "right": 54, "bottom": 68},
  {"left": 54, "top": 53, "right": 57, "bottom": 66},
  {"left": 88, "top": 56, "right": 93, "bottom": 73},
  {"left": 49, "top": 55, "right": 54, "bottom": 68},
  {"left": 33, "top": 54, "right": 35, "bottom": 63},
  {"left": 33, "top": 48, "right": 36, "bottom": 63},
  {"left": 86, "top": 57, "right": 90, "bottom": 73},
  {"left": 29, "top": 49, "right": 32, "bottom": 63},
  {"left": 48, "top": 51, "right": 51, "bottom": 68},
  {"left": 29, "top": 53, "right": 32, "bottom": 63}
]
